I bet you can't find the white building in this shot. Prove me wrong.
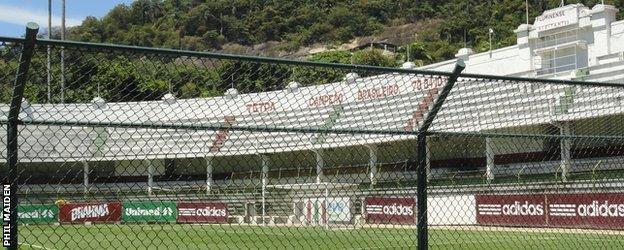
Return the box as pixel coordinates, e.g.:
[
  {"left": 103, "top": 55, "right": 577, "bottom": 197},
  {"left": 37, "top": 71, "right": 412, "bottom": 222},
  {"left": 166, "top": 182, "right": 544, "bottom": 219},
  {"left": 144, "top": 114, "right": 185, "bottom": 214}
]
[{"left": 421, "top": 4, "right": 624, "bottom": 84}]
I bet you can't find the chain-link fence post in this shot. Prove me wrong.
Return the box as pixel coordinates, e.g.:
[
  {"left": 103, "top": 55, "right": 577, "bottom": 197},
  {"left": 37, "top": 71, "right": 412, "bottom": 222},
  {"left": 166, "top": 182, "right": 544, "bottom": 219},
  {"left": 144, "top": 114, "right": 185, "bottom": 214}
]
[
  {"left": 3, "top": 23, "right": 39, "bottom": 249},
  {"left": 416, "top": 133, "right": 428, "bottom": 249},
  {"left": 5, "top": 22, "right": 39, "bottom": 250},
  {"left": 416, "top": 60, "right": 465, "bottom": 250}
]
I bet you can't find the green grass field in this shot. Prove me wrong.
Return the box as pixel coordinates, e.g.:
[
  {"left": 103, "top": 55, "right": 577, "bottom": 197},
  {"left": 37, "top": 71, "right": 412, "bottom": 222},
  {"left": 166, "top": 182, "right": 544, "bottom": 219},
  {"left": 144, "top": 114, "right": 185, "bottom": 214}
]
[{"left": 17, "top": 224, "right": 624, "bottom": 249}]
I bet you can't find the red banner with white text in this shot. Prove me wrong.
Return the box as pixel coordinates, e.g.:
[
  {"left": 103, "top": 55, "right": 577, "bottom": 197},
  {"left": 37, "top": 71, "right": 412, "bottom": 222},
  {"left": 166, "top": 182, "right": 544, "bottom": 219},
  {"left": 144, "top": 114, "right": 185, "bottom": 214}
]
[
  {"left": 476, "top": 194, "right": 546, "bottom": 227},
  {"left": 546, "top": 193, "right": 624, "bottom": 229},
  {"left": 364, "top": 197, "right": 415, "bottom": 225},
  {"left": 476, "top": 193, "right": 624, "bottom": 229},
  {"left": 59, "top": 202, "right": 122, "bottom": 223},
  {"left": 177, "top": 202, "right": 228, "bottom": 224}
]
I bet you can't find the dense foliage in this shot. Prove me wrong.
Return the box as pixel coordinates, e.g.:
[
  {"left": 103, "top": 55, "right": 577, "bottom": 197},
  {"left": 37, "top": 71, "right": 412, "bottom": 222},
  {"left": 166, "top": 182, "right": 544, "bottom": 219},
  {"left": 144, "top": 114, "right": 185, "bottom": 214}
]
[
  {"left": 69, "top": 0, "right": 624, "bottom": 57},
  {"left": 3, "top": 0, "right": 623, "bottom": 103}
]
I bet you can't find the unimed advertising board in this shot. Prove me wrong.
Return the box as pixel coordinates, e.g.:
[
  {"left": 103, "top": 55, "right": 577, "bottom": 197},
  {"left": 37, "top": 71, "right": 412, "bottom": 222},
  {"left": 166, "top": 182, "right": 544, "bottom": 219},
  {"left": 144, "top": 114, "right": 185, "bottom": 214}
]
[
  {"left": 18, "top": 204, "right": 58, "bottom": 224},
  {"left": 59, "top": 202, "right": 122, "bottom": 223},
  {"left": 123, "top": 201, "right": 176, "bottom": 222},
  {"left": 476, "top": 193, "right": 624, "bottom": 229},
  {"left": 177, "top": 202, "right": 228, "bottom": 223},
  {"left": 364, "top": 197, "right": 415, "bottom": 224}
]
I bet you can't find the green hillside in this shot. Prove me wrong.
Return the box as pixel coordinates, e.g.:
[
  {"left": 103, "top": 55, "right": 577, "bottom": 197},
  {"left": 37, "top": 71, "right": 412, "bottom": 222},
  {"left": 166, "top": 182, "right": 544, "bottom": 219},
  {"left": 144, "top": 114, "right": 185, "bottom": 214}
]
[
  {"left": 2, "top": 0, "right": 624, "bottom": 104},
  {"left": 68, "top": 0, "right": 624, "bottom": 63}
]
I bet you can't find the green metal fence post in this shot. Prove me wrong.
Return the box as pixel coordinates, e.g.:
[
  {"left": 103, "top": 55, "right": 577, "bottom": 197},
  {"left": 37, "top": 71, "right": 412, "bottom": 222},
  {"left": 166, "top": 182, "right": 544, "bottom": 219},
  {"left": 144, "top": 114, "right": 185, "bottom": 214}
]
[
  {"left": 5, "top": 22, "right": 39, "bottom": 250},
  {"left": 416, "top": 59, "right": 465, "bottom": 250},
  {"left": 416, "top": 133, "right": 428, "bottom": 249}
]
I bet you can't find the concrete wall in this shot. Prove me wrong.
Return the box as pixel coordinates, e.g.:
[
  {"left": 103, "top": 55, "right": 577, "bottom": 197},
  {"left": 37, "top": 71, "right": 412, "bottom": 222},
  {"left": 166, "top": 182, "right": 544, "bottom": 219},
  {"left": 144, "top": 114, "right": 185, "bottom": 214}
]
[{"left": 611, "top": 20, "right": 624, "bottom": 54}]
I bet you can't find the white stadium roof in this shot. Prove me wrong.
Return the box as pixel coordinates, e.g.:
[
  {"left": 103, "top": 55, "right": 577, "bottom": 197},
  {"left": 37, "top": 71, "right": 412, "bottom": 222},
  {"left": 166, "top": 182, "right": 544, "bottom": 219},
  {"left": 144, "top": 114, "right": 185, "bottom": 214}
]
[{"left": 1, "top": 69, "right": 623, "bottom": 164}]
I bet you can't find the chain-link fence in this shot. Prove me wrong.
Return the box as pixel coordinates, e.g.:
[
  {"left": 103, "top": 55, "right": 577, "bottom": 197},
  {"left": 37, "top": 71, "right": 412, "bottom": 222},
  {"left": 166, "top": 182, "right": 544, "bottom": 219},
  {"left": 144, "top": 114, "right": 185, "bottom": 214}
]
[{"left": 3, "top": 24, "right": 624, "bottom": 249}]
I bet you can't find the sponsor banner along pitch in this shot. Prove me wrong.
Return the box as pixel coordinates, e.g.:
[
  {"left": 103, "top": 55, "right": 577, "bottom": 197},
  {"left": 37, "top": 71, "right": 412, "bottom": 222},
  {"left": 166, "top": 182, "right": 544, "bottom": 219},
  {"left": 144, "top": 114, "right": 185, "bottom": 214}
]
[
  {"left": 547, "top": 193, "right": 624, "bottom": 229},
  {"left": 122, "top": 201, "right": 176, "bottom": 222},
  {"left": 301, "top": 197, "right": 352, "bottom": 224},
  {"left": 18, "top": 204, "right": 58, "bottom": 224},
  {"left": 59, "top": 202, "right": 122, "bottom": 223},
  {"left": 304, "top": 198, "right": 327, "bottom": 225},
  {"left": 476, "top": 194, "right": 546, "bottom": 227},
  {"left": 177, "top": 202, "right": 228, "bottom": 223},
  {"left": 327, "top": 197, "right": 351, "bottom": 222},
  {"left": 476, "top": 193, "right": 624, "bottom": 229},
  {"left": 364, "top": 197, "right": 415, "bottom": 225}
]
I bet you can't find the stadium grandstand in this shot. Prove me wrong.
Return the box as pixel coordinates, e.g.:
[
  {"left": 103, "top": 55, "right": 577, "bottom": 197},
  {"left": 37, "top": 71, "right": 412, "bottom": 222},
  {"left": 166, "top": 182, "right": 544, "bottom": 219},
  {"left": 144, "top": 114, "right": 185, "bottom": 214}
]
[{"left": 2, "top": 3, "right": 623, "bottom": 193}]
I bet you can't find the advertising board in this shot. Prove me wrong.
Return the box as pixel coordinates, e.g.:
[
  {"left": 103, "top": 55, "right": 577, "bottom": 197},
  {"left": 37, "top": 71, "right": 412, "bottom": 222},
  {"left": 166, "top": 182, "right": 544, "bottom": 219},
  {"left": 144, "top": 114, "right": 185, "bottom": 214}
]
[
  {"left": 327, "top": 197, "right": 351, "bottom": 222},
  {"left": 304, "top": 198, "right": 326, "bottom": 225},
  {"left": 547, "top": 193, "right": 624, "bottom": 229},
  {"left": 59, "top": 202, "right": 122, "bottom": 223},
  {"left": 122, "top": 201, "right": 176, "bottom": 222},
  {"left": 177, "top": 202, "right": 228, "bottom": 224},
  {"left": 364, "top": 197, "right": 415, "bottom": 225},
  {"left": 476, "top": 193, "right": 624, "bottom": 229},
  {"left": 18, "top": 204, "right": 58, "bottom": 224},
  {"left": 476, "top": 194, "right": 546, "bottom": 227}
]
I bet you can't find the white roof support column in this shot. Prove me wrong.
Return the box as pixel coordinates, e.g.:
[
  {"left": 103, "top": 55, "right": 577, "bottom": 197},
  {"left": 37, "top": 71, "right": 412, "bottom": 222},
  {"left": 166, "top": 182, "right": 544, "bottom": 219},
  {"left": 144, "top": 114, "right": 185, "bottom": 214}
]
[
  {"left": 366, "top": 145, "right": 377, "bottom": 186},
  {"left": 314, "top": 149, "right": 324, "bottom": 184},
  {"left": 146, "top": 160, "right": 154, "bottom": 197},
  {"left": 205, "top": 156, "right": 213, "bottom": 195},
  {"left": 559, "top": 121, "right": 573, "bottom": 182},
  {"left": 82, "top": 161, "right": 89, "bottom": 197},
  {"left": 260, "top": 154, "right": 269, "bottom": 226},
  {"left": 485, "top": 137, "right": 495, "bottom": 182}
]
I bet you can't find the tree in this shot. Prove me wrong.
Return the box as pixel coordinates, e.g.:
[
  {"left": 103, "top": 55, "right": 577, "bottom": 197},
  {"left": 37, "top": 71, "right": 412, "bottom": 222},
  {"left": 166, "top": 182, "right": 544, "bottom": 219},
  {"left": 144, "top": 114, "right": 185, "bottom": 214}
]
[
  {"left": 397, "top": 42, "right": 434, "bottom": 66},
  {"left": 351, "top": 49, "right": 397, "bottom": 67},
  {"left": 290, "top": 51, "right": 352, "bottom": 86},
  {"left": 215, "top": 60, "right": 291, "bottom": 94}
]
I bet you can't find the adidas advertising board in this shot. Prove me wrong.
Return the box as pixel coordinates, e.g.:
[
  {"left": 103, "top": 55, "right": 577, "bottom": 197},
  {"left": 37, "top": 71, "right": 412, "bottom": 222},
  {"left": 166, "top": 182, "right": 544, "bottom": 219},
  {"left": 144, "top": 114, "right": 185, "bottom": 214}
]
[
  {"left": 177, "top": 202, "right": 228, "bottom": 223},
  {"left": 476, "top": 193, "right": 624, "bottom": 229},
  {"left": 547, "top": 193, "right": 624, "bottom": 229},
  {"left": 476, "top": 195, "right": 547, "bottom": 227},
  {"left": 364, "top": 197, "right": 415, "bottom": 225},
  {"left": 59, "top": 202, "right": 122, "bottom": 223}
]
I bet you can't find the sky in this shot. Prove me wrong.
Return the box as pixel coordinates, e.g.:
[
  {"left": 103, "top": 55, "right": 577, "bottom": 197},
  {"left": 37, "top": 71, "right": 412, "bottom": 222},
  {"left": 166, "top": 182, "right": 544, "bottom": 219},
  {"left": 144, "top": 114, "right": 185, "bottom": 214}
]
[{"left": 0, "top": 0, "right": 135, "bottom": 37}]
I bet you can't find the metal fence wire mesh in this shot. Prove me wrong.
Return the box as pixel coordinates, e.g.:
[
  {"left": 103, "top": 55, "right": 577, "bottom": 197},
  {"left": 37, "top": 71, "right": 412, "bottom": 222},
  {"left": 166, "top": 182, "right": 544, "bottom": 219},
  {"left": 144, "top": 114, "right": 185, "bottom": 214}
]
[{"left": 3, "top": 30, "right": 624, "bottom": 249}]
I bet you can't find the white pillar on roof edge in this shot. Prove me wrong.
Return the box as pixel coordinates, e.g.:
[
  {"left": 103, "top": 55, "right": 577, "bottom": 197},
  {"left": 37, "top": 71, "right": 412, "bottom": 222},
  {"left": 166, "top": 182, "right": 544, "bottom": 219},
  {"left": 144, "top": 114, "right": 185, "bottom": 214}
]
[
  {"left": 486, "top": 137, "right": 495, "bottom": 181},
  {"left": 315, "top": 149, "right": 324, "bottom": 184},
  {"left": 206, "top": 156, "right": 213, "bottom": 195},
  {"left": 366, "top": 145, "right": 377, "bottom": 186},
  {"left": 82, "top": 161, "right": 89, "bottom": 197},
  {"left": 261, "top": 154, "right": 269, "bottom": 226},
  {"left": 147, "top": 160, "right": 154, "bottom": 197},
  {"left": 559, "top": 121, "right": 572, "bottom": 182}
]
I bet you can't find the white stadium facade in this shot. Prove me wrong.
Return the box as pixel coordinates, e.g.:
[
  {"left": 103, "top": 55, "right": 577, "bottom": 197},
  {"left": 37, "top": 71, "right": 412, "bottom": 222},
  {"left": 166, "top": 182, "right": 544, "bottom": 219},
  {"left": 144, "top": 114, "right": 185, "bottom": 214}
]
[{"left": 2, "top": 2, "right": 624, "bottom": 206}]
